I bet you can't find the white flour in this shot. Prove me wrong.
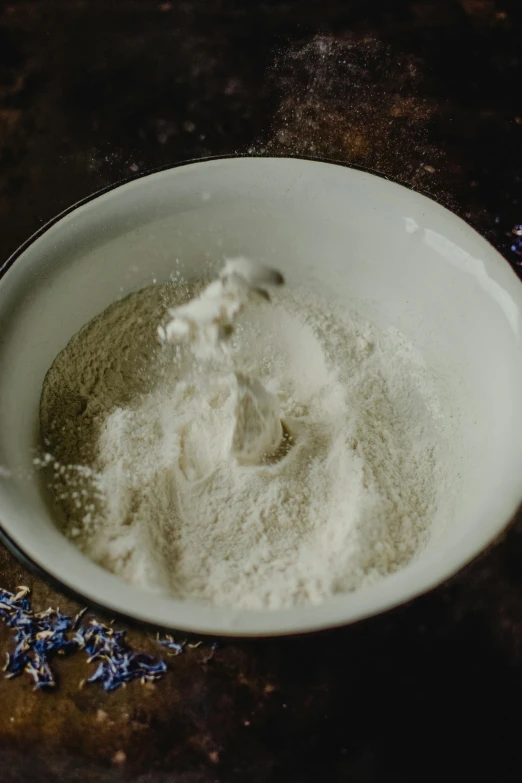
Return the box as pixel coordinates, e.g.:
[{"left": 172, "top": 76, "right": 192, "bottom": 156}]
[
  {"left": 158, "top": 258, "right": 286, "bottom": 463},
  {"left": 40, "top": 274, "right": 453, "bottom": 610}
]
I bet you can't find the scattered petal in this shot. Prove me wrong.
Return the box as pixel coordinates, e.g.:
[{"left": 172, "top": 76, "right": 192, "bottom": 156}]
[{"left": 0, "top": 587, "right": 210, "bottom": 692}]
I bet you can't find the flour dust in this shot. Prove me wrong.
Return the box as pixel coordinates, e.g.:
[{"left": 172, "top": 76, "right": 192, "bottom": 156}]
[{"left": 261, "top": 35, "right": 450, "bottom": 205}]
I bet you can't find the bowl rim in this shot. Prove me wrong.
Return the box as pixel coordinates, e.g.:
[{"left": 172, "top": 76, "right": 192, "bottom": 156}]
[
  {"left": 0, "top": 152, "right": 460, "bottom": 279},
  {"left": 1, "top": 153, "right": 521, "bottom": 637}
]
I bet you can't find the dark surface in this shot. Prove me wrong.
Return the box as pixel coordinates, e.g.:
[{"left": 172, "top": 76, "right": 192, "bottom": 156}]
[{"left": 1, "top": 1, "right": 522, "bottom": 781}]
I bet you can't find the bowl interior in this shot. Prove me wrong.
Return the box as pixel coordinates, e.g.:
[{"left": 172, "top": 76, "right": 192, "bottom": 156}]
[{"left": 0, "top": 156, "right": 521, "bottom": 635}]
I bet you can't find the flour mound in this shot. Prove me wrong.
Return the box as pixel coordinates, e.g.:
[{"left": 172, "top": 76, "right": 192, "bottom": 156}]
[{"left": 40, "top": 283, "right": 450, "bottom": 610}]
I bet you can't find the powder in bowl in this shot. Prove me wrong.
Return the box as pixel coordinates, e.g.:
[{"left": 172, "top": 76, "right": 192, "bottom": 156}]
[{"left": 39, "top": 276, "right": 457, "bottom": 610}]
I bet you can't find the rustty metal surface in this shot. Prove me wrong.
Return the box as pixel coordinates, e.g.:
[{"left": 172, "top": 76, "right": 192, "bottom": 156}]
[{"left": 1, "top": 1, "right": 522, "bottom": 780}]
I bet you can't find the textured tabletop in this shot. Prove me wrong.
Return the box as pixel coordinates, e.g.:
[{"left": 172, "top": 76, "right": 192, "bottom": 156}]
[{"left": 1, "top": 1, "right": 521, "bottom": 781}]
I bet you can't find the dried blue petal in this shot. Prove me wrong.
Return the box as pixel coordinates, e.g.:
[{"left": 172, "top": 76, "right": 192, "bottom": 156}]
[
  {"left": 5, "top": 653, "right": 29, "bottom": 678},
  {"left": 87, "top": 662, "right": 106, "bottom": 684},
  {"left": 80, "top": 622, "right": 167, "bottom": 692},
  {"left": 198, "top": 641, "right": 219, "bottom": 664},
  {"left": 0, "top": 586, "right": 78, "bottom": 690},
  {"left": 72, "top": 607, "right": 88, "bottom": 630},
  {"left": 157, "top": 635, "right": 185, "bottom": 655},
  {"left": 0, "top": 585, "right": 207, "bottom": 693},
  {"left": 511, "top": 225, "right": 522, "bottom": 257}
]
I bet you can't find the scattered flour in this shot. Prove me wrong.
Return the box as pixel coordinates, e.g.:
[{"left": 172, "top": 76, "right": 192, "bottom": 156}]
[{"left": 40, "top": 275, "right": 454, "bottom": 610}]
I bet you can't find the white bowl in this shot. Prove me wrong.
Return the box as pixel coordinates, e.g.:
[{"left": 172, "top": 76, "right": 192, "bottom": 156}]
[{"left": 0, "top": 156, "right": 521, "bottom": 636}]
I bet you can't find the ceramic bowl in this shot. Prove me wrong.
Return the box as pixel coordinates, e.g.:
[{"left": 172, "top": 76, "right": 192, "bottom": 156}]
[{"left": 1, "top": 156, "right": 521, "bottom": 636}]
